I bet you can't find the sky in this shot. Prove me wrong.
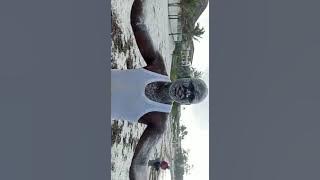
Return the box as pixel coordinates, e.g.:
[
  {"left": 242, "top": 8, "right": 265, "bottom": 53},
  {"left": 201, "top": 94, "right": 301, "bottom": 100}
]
[{"left": 180, "top": 5, "right": 209, "bottom": 180}]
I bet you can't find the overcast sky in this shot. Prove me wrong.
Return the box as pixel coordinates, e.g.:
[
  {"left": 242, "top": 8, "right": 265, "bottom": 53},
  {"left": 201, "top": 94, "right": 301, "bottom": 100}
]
[{"left": 180, "top": 5, "right": 209, "bottom": 180}]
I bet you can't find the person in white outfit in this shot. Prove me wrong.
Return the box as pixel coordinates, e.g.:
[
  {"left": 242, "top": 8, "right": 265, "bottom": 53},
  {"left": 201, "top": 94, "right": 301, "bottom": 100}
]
[{"left": 111, "top": 0, "right": 208, "bottom": 179}]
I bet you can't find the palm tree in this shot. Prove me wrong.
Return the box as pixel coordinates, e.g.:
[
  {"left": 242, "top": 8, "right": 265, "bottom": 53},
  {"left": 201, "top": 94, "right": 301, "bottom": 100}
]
[
  {"left": 190, "top": 23, "right": 205, "bottom": 41},
  {"left": 185, "top": 0, "right": 198, "bottom": 7}
]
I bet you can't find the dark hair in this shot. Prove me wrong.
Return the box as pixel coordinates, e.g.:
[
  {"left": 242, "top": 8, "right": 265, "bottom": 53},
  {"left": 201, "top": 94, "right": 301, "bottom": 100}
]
[{"left": 192, "top": 78, "right": 208, "bottom": 103}]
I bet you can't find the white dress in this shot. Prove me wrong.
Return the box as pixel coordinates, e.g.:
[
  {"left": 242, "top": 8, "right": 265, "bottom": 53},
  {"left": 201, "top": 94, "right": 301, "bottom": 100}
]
[{"left": 111, "top": 68, "right": 172, "bottom": 122}]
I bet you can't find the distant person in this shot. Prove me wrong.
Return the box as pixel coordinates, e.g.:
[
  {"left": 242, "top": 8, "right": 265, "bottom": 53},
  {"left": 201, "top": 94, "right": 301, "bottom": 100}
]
[
  {"left": 111, "top": 0, "right": 208, "bottom": 179},
  {"left": 148, "top": 158, "right": 170, "bottom": 171}
]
